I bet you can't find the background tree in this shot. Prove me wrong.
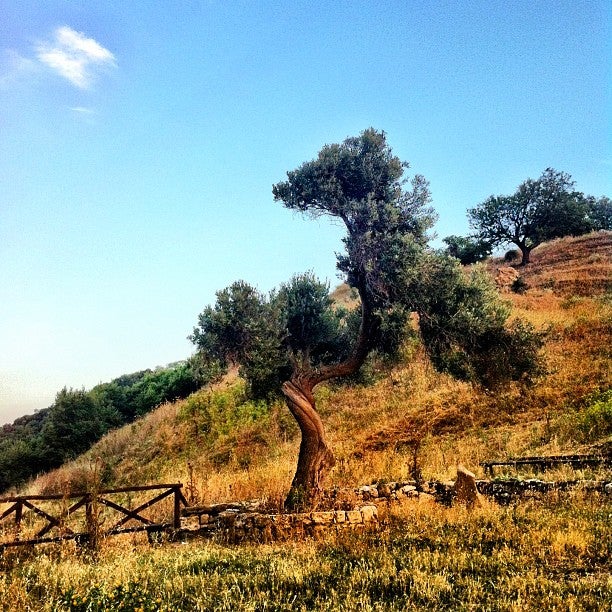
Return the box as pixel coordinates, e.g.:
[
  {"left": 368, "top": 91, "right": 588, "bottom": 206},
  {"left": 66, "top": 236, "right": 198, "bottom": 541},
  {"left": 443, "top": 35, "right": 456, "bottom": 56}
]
[
  {"left": 584, "top": 195, "right": 612, "bottom": 231},
  {"left": 468, "top": 168, "right": 593, "bottom": 265},
  {"left": 443, "top": 234, "right": 493, "bottom": 265},
  {"left": 192, "top": 129, "right": 544, "bottom": 510}
]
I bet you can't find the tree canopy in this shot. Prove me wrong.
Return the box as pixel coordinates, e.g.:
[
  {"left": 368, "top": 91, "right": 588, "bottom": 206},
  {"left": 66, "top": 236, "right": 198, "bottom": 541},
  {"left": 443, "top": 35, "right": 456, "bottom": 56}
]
[{"left": 443, "top": 234, "right": 493, "bottom": 265}]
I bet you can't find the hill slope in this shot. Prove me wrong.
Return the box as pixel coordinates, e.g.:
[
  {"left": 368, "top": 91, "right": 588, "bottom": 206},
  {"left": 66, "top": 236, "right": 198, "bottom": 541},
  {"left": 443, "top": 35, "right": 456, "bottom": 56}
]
[{"left": 26, "top": 233, "right": 612, "bottom": 505}]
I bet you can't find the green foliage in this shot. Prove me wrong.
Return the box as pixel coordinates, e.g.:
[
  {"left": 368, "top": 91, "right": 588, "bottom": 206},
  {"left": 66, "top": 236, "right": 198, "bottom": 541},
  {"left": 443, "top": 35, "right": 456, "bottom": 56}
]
[
  {"left": 415, "top": 259, "right": 546, "bottom": 388},
  {"left": 555, "top": 389, "right": 612, "bottom": 444},
  {"left": 585, "top": 195, "right": 611, "bottom": 231},
  {"left": 443, "top": 234, "right": 492, "bottom": 265},
  {"left": 511, "top": 276, "right": 528, "bottom": 294},
  {"left": 190, "top": 280, "right": 288, "bottom": 399},
  {"left": 504, "top": 248, "right": 520, "bottom": 262},
  {"left": 193, "top": 128, "right": 546, "bottom": 404},
  {"left": 276, "top": 272, "right": 343, "bottom": 359},
  {"left": 191, "top": 273, "right": 364, "bottom": 399},
  {"left": 273, "top": 128, "right": 436, "bottom": 306},
  {"left": 38, "top": 388, "right": 121, "bottom": 467},
  {"left": 0, "top": 362, "right": 201, "bottom": 493},
  {"left": 469, "top": 168, "right": 601, "bottom": 265},
  {"left": 178, "top": 382, "right": 273, "bottom": 457}
]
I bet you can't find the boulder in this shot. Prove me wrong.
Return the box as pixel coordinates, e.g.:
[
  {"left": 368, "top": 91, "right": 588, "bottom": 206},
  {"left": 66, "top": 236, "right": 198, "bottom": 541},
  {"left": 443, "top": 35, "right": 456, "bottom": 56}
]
[
  {"left": 360, "top": 505, "right": 378, "bottom": 523},
  {"left": 495, "top": 267, "right": 520, "bottom": 292}
]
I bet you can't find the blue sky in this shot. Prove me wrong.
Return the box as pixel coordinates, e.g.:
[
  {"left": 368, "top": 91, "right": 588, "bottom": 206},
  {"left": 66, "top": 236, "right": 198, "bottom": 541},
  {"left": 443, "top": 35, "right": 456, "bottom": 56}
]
[{"left": 1, "top": 1, "right": 610, "bottom": 424}]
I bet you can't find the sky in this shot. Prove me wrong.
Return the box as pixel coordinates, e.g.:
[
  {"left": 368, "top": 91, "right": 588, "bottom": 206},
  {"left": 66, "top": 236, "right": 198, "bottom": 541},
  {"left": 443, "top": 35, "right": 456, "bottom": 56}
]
[{"left": 1, "top": 1, "right": 610, "bottom": 425}]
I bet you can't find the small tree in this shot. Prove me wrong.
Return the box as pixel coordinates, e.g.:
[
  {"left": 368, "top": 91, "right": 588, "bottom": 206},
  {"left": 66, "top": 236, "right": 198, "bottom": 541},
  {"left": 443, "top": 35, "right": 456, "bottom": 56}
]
[
  {"left": 584, "top": 195, "right": 612, "bottom": 231},
  {"left": 443, "top": 234, "right": 492, "bottom": 265},
  {"left": 468, "top": 168, "right": 592, "bottom": 265},
  {"left": 192, "top": 129, "right": 544, "bottom": 509}
]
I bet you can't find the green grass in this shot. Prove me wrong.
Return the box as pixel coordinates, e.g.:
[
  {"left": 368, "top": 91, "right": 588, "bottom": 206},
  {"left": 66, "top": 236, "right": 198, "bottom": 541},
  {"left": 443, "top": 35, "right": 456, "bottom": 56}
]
[{"left": 1, "top": 494, "right": 610, "bottom": 611}]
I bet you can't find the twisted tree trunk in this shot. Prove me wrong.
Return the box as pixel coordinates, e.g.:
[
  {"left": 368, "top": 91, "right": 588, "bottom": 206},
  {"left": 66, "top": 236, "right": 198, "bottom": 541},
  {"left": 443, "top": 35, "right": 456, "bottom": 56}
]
[
  {"left": 282, "top": 287, "right": 378, "bottom": 511},
  {"left": 282, "top": 380, "right": 335, "bottom": 511}
]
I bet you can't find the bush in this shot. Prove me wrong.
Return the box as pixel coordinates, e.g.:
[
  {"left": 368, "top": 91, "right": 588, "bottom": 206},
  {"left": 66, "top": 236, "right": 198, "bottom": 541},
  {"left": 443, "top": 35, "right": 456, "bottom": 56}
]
[
  {"left": 511, "top": 276, "right": 528, "bottom": 294},
  {"left": 443, "top": 235, "right": 492, "bottom": 265},
  {"left": 554, "top": 390, "right": 612, "bottom": 444},
  {"left": 504, "top": 249, "right": 520, "bottom": 262},
  {"left": 574, "top": 390, "right": 612, "bottom": 442}
]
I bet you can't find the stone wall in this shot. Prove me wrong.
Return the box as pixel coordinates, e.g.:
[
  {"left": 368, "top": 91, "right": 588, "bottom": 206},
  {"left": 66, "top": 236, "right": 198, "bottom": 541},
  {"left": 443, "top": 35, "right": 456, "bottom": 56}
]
[
  {"left": 180, "top": 503, "right": 381, "bottom": 544},
  {"left": 177, "top": 476, "right": 612, "bottom": 543}
]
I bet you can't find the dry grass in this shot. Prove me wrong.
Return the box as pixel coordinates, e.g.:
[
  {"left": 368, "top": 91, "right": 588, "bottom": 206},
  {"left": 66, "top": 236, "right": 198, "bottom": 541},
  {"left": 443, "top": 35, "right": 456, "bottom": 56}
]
[{"left": 1, "top": 494, "right": 609, "bottom": 611}]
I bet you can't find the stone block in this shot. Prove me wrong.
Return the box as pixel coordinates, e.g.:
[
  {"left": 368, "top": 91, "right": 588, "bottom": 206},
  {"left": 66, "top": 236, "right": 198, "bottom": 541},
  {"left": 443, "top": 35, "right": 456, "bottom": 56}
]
[
  {"left": 311, "top": 511, "right": 335, "bottom": 525},
  {"left": 181, "top": 517, "right": 200, "bottom": 531},
  {"left": 453, "top": 465, "right": 483, "bottom": 508},
  {"left": 360, "top": 505, "right": 378, "bottom": 523},
  {"left": 346, "top": 510, "right": 363, "bottom": 524},
  {"left": 398, "top": 485, "right": 418, "bottom": 498},
  {"left": 217, "top": 510, "right": 239, "bottom": 526},
  {"left": 334, "top": 510, "right": 346, "bottom": 523},
  {"left": 254, "top": 514, "right": 272, "bottom": 528}
]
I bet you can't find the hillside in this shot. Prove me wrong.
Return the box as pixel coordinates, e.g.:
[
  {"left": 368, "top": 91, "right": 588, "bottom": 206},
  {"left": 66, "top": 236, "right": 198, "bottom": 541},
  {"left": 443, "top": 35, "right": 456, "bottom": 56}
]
[
  {"left": 2, "top": 233, "right": 610, "bottom": 612},
  {"left": 24, "top": 232, "right": 611, "bottom": 505}
]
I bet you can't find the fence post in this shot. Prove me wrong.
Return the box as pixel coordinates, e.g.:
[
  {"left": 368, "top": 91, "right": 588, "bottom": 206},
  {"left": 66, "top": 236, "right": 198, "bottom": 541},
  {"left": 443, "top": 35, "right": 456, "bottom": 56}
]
[
  {"left": 173, "top": 486, "right": 181, "bottom": 530},
  {"left": 14, "top": 500, "right": 23, "bottom": 541}
]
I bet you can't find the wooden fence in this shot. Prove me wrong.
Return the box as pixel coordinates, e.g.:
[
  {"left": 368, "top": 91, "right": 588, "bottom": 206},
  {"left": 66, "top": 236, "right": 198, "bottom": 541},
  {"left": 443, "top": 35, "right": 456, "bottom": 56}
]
[
  {"left": 481, "top": 454, "right": 611, "bottom": 476},
  {"left": 0, "top": 484, "right": 187, "bottom": 549}
]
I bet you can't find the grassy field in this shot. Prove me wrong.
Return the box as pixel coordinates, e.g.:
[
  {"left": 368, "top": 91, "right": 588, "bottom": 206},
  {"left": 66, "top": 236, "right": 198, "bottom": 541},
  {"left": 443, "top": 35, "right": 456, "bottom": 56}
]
[
  {"left": 1, "top": 232, "right": 611, "bottom": 610},
  {"left": 1, "top": 494, "right": 610, "bottom": 611}
]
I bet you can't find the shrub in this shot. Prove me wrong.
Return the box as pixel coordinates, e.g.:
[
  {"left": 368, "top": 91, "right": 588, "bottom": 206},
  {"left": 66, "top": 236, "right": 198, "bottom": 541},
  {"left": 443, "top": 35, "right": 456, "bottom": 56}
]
[
  {"left": 574, "top": 390, "right": 612, "bottom": 442},
  {"left": 511, "top": 276, "right": 528, "bottom": 294},
  {"left": 554, "top": 390, "right": 612, "bottom": 444},
  {"left": 504, "top": 249, "right": 520, "bottom": 262}
]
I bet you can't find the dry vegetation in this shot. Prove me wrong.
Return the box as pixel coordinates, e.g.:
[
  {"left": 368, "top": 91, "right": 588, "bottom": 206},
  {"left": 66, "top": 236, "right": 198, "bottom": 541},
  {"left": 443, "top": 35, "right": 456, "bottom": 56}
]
[{"left": 1, "top": 233, "right": 611, "bottom": 610}]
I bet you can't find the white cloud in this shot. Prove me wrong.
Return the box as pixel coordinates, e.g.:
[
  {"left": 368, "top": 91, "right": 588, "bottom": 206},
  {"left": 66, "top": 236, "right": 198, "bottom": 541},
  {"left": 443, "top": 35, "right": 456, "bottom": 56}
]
[
  {"left": 36, "top": 26, "right": 116, "bottom": 89},
  {"left": 70, "top": 106, "right": 96, "bottom": 114}
]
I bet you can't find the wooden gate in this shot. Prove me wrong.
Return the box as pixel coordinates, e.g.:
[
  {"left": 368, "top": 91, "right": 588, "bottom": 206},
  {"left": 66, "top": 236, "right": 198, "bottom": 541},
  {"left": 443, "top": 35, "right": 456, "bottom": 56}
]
[{"left": 0, "top": 484, "right": 187, "bottom": 548}]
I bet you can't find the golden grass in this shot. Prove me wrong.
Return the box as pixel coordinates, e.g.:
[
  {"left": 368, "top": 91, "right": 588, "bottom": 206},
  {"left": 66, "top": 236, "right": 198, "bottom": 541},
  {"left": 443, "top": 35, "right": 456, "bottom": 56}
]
[{"left": 1, "top": 494, "right": 610, "bottom": 610}]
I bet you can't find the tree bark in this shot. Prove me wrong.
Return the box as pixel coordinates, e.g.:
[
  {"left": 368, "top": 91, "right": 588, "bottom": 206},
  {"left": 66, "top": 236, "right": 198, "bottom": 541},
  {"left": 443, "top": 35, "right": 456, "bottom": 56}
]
[
  {"left": 282, "top": 282, "right": 378, "bottom": 511},
  {"left": 519, "top": 245, "right": 532, "bottom": 266},
  {"left": 282, "top": 380, "right": 336, "bottom": 511}
]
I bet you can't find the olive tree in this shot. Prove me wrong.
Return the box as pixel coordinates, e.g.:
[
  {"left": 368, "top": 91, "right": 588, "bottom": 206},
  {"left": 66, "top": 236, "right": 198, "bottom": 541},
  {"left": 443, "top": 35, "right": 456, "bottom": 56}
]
[{"left": 192, "top": 129, "right": 544, "bottom": 509}]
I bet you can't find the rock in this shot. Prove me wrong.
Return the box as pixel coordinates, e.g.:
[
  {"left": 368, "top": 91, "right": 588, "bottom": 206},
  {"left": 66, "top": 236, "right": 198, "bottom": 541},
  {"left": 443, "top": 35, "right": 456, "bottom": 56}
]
[
  {"left": 334, "top": 510, "right": 346, "bottom": 523},
  {"left": 604, "top": 483, "right": 612, "bottom": 495},
  {"left": 311, "top": 511, "right": 335, "bottom": 525},
  {"left": 181, "top": 517, "right": 201, "bottom": 531},
  {"left": 346, "top": 510, "right": 363, "bottom": 524},
  {"left": 453, "top": 465, "right": 483, "bottom": 508},
  {"left": 495, "top": 266, "right": 520, "bottom": 292},
  {"left": 398, "top": 485, "right": 417, "bottom": 497},
  {"left": 360, "top": 505, "right": 378, "bottom": 523},
  {"left": 377, "top": 483, "right": 392, "bottom": 498},
  {"left": 217, "top": 509, "right": 240, "bottom": 526}
]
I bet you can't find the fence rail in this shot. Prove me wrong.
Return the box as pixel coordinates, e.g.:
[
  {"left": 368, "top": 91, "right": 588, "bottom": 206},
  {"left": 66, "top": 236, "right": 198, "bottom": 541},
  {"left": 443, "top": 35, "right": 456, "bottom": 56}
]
[
  {"left": 0, "top": 484, "right": 187, "bottom": 549},
  {"left": 481, "top": 454, "right": 611, "bottom": 477}
]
